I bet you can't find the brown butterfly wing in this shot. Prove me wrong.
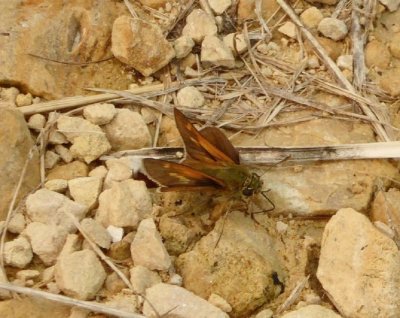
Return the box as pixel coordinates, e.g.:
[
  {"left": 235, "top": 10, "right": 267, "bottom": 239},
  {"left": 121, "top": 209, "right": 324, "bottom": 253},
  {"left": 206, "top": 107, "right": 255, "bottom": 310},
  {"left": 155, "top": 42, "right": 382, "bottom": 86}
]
[
  {"left": 174, "top": 108, "right": 238, "bottom": 165},
  {"left": 142, "top": 158, "right": 226, "bottom": 191}
]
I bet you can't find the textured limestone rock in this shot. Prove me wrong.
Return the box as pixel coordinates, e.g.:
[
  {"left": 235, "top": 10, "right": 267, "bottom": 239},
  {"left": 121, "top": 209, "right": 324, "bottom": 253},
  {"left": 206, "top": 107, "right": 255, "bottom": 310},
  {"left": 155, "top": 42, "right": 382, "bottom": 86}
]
[
  {"left": 318, "top": 18, "right": 348, "bottom": 41},
  {"left": 281, "top": 305, "right": 341, "bottom": 318},
  {"left": 317, "top": 208, "right": 400, "bottom": 318},
  {"left": 130, "top": 265, "right": 162, "bottom": 293},
  {"left": 4, "top": 236, "right": 33, "bottom": 268},
  {"left": 201, "top": 35, "right": 236, "bottom": 68},
  {"left": 80, "top": 218, "right": 111, "bottom": 249},
  {"left": 177, "top": 86, "right": 205, "bottom": 108},
  {"left": 83, "top": 103, "right": 116, "bottom": 125},
  {"left": 174, "top": 36, "right": 195, "bottom": 59},
  {"left": 68, "top": 177, "right": 102, "bottom": 210},
  {"left": 300, "top": 7, "right": 323, "bottom": 29},
  {"left": 182, "top": 9, "right": 218, "bottom": 43},
  {"left": 365, "top": 40, "right": 391, "bottom": 69}
]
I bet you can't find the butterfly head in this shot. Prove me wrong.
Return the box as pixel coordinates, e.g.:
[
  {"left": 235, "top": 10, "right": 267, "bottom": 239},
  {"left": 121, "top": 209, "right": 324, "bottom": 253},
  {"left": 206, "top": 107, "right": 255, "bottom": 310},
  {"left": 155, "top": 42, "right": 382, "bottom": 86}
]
[{"left": 242, "top": 172, "right": 263, "bottom": 197}]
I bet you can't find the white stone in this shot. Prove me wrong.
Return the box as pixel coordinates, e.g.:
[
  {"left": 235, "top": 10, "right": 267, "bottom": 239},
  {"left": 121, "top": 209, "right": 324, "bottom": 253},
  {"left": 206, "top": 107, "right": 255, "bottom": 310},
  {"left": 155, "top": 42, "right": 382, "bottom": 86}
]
[
  {"left": 104, "top": 109, "right": 151, "bottom": 151},
  {"left": 59, "top": 234, "right": 81, "bottom": 258},
  {"left": 174, "top": 36, "right": 195, "bottom": 59},
  {"left": 57, "top": 115, "right": 111, "bottom": 163},
  {"left": 96, "top": 180, "right": 152, "bottom": 228},
  {"left": 169, "top": 273, "right": 183, "bottom": 286},
  {"left": 44, "top": 179, "right": 68, "bottom": 193},
  {"left": 208, "top": 0, "right": 231, "bottom": 14},
  {"left": 177, "top": 86, "right": 205, "bottom": 108},
  {"left": 48, "top": 130, "right": 68, "bottom": 145},
  {"left": 143, "top": 283, "right": 229, "bottom": 317},
  {"left": 278, "top": 21, "right": 297, "bottom": 38},
  {"left": 255, "top": 309, "right": 274, "bottom": 318},
  {"left": 317, "top": 208, "right": 400, "bottom": 318},
  {"left": 81, "top": 218, "right": 112, "bottom": 249},
  {"left": 107, "top": 225, "right": 124, "bottom": 243},
  {"left": 7, "top": 213, "right": 25, "bottom": 234},
  {"left": 83, "top": 103, "right": 116, "bottom": 125},
  {"left": 4, "top": 236, "right": 33, "bottom": 268},
  {"left": 276, "top": 221, "right": 288, "bottom": 234},
  {"left": 0, "top": 87, "right": 19, "bottom": 105},
  {"left": 24, "top": 222, "right": 68, "bottom": 265},
  {"left": 318, "top": 18, "right": 348, "bottom": 41},
  {"left": 208, "top": 294, "right": 232, "bottom": 313},
  {"left": 26, "top": 189, "right": 88, "bottom": 233},
  {"left": 45, "top": 150, "right": 60, "bottom": 169},
  {"left": 130, "top": 265, "right": 162, "bottom": 293},
  {"left": 300, "top": 7, "right": 323, "bottom": 29},
  {"left": 182, "top": 9, "right": 218, "bottom": 43},
  {"left": 103, "top": 160, "right": 132, "bottom": 189},
  {"left": 131, "top": 218, "right": 171, "bottom": 271},
  {"left": 281, "top": 305, "right": 341, "bottom": 318},
  {"left": 307, "top": 55, "right": 320, "bottom": 69},
  {"left": 68, "top": 177, "right": 102, "bottom": 210},
  {"left": 337, "top": 54, "right": 353, "bottom": 71},
  {"left": 55, "top": 249, "right": 106, "bottom": 300},
  {"left": 223, "top": 33, "right": 247, "bottom": 55},
  {"left": 379, "top": 0, "right": 400, "bottom": 11},
  {"left": 16, "top": 269, "right": 40, "bottom": 281},
  {"left": 201, "top": 35, "right": 236, "bottom": 68},
  {"left": 54, "top": 145, "right": 73, "bottom": 163},
  {"left": 27, "top": 114, "right": 46, "bottom": 130},
  {"left": 15, "top": 93, "right": 32, "bottom": 107},
  {"left": 89, "top": 165, "right": 108, "bottom": 179}
]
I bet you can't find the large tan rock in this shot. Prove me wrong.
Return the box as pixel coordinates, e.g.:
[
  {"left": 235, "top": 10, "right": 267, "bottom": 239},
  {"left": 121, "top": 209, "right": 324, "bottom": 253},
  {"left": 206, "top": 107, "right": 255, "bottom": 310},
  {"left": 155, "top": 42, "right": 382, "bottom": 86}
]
[
  {"left": 0, "top": 297, "right": 70, "bottom": 318},
  {"left": 111, "top": 16, "right": 175, "bottom": 76},
  {"left": 238, "top": 0, "right": 280, "bottom": 22},
  {"left": 0, "top": 1, "right": 131, "bottom": 99},
  {"left": 317, "top": 208, "right": 400, "bottom": 318},
  {"left": 0, "top": 109, "right": 40, "bottom": 221}
]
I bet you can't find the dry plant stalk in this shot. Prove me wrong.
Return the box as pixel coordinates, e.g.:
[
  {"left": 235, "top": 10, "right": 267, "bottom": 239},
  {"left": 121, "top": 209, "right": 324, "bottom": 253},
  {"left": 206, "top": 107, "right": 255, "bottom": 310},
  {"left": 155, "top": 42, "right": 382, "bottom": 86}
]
[{"left": 275, "top": 275, "right": 310, "bottom": 314}]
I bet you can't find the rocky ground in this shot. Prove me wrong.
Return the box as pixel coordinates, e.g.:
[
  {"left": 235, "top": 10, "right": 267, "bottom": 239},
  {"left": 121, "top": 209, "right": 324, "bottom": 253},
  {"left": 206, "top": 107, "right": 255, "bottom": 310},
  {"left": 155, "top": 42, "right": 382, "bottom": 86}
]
[{"left": 1, "top": 0, "right": 400, "bottom": 317}]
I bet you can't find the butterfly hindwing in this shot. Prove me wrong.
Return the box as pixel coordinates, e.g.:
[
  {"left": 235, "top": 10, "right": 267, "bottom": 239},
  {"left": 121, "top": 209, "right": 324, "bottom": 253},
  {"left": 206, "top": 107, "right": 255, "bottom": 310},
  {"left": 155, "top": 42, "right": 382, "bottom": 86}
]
[
  {"left": 142, "top": 158, "right": 226, "bottom": 191},
  {"left": 174, "top": 108, "right": 238, "bottom": 165}
]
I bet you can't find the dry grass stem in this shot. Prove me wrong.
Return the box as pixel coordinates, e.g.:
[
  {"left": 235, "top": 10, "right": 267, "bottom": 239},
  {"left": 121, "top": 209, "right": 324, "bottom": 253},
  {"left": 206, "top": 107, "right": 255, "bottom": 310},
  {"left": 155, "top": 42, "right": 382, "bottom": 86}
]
[{"left": 276, "top": 276, "right": 310, "bottom": 314}]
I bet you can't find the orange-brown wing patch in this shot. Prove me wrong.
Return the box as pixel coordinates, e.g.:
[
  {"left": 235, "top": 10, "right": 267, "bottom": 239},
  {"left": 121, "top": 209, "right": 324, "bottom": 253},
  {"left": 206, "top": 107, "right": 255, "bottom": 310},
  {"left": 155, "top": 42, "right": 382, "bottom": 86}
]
[
  {"left": 142, "top": 158, "right": 226, "bottom": 191},
  {"left": 174, "top": 108, "right": 236, "bottom": 165}
]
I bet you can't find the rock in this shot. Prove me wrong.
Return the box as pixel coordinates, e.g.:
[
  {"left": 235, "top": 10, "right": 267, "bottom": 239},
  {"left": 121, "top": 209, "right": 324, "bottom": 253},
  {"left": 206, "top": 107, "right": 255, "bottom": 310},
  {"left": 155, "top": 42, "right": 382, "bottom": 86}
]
[
  {"left": 237, "top": 0, "right": 280, "bottom": 22},
  {"left": 223, "top": 33, "right": 247, "bottom": 55},
  {"left": 104, "top": 160, "right": 132, "bottom": 189},
  {"left": 255, "top": 309, "right": 274, "bottom": 318},
  {"left": 317, "top": 208, "right": 400, "bottom": 318},
  {"left": 371, "top": 189, "right": 400, "bottom": 242},
  {"left": 0, "top": 297, "right": 70, "bottom": 318},
  {"left": 24, "top": 222, "right": 68, "bottom": 265},
  {"left": 307, "top": 55, "right": 320, "bottom": 69},
  {"left": 182, "top": 9, "right": 218, "bottom": 43},
  {"left": 305, "top": 36, "right": 344, "bottom": 60},
  {"left": 41, "top": 266, "right": 55, "bottom": 283},
  {"left": 80, "top": 218, "right": 111, "bottom": 249},
  {"left": 27, "top": 114, "right": 46, "bottom": 130},
  {"left": 143, "top": 283, "right": 229, "bottom": 318},
  {"left": 59, "top": 234, "right": 81, "bottom": 258},
  {"left": 57, "top": 115, "right": 111, "bottom": 163},
  {"left": 318, "top": 18, "right": 348, "bottom": 41},
  {"left": 176, "top": 212, "right": 284, "bottom": 316},
  {"left": 365, "top": 40, "right": 391, "bottom": 69},
  {"left": 336, "top": 54, "right": 352, "bottom": 70},
  {"left": 177, "top": 86, "right": 205, "bottom": 108},
  {"left": 389, "top": 33, "right": 400, "bottom": 58},
  {"left": 44, "top": 179, "right": 68, "bottom": 193},
  {"left": 138, "top": 0, "right": 168, "bottom": 9},
  {"left": 104, "top": 294, "right": 139, "bottom": 313},
  {"left": 48, "top": 130, "right": 68, "bottom": 145},
  {"left": 83, "top": 103, "right": 116, "bottom": 125},
  {"left": 45, "top": 150, "right": 60, "bottom": 169},
  {"left": 0, "top": 268, "right": 11, "bottom": 299},
  {"left": 8, "top": 213, "right": 26, "bottom": 234},
  {"left": 111, "top": 16, "right": 175, "bottom": 76},
  {"left": 4, "top": 236, "right": 33, "bottom": 268},
  {"left": 201, "top": 35, "right": 236, "bottom": 68},
  {"left": 16, "top": 269, "right": 40, "bottom": 281},
  {"left": 379, "top": 68, "right": 400, "bottom": 96},
  {"left": 130, "top": 265, "right": 162, "bottom": 293},
  {"left": 47, "top": 160, "right": 89, "bottom": 180},
  {"left": 278, "top": 21, "right": 297, "bottom": 38},
  {"left": 305, "top": 0, "right": 338, "bottom": 4},
  {"left": 208, "top": 294, "right": 232, "bottom": 313},
  {"left": 54, "top": 145, "right": 73, "bottom": 163},
  {"left": 379, "top": 0, "right": 400, "bottom": 11},
  {"left": 276, "top": 221, "right": 288, "bottom": 234},
  {"left": 97, "top": 179, "right": 152, "bottom": 228},
  {"left": 89, "top": 165, "right": 108, "bottom": 179},
  {"left": 169, "top": 273, "right": 183, "bottom": 286},
  {"left": 107, "top": 225, "right": 124, "bottom": 243},
  {"left": 281, "top": 305, "right": 341, "bottom": 317},
  {"left": 300, "top": 7, "right": 323, "bottom": 29},
  {"left": 174, "top": 36, "right": 195, "bottom": 59},
  {"left": 55, "top": 249, "right": 106, "bottom": 300},
  {"left": 0, "top": 109, "right": 40, "bottom": 221},
  {"left": 26, "top": 189, "right": 88, "bottom": 233},
  {"left": 105, "top": 271, "right": 127, "bottom": 294},
  {"left": 104, "top": 109, "right": 151, "bottom": 151},
  {"left": 0, "top": 3, "right": 132, "bottom": 99},
  {"left": 159, "top": 216, "right": 196, "bottom": 255},
  {"left": 208, "top": 0, "right": 232, "bottom": 14},
  {"left": 0, "top": 87, "right": 19, "bottom": 106},
  {"left": 16, "top": 93, "right": 32, "bottom": 107},
  {"left": 131, "top": 218, "right": 171, "bottom": 271},
  {"left": 68, "top": 177, "right": 102, "bottom": 210}
]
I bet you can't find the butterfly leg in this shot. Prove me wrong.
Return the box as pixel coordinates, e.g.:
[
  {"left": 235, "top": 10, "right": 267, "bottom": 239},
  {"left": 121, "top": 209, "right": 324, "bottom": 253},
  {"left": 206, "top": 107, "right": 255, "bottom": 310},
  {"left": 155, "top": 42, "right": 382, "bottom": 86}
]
[{"left": 214, "top": 201, "right": 233, "bottom": 248}]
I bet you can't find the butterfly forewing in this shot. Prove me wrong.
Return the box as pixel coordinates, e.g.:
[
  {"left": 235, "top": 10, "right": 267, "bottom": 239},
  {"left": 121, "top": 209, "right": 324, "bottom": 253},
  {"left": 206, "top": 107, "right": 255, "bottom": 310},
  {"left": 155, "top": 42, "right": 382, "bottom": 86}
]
[
  {"left": 142, "top": 158, "right": 226, "bottom": 192},
  {"left": 174, "top": 108, "right": 238, "bottom": 165}
]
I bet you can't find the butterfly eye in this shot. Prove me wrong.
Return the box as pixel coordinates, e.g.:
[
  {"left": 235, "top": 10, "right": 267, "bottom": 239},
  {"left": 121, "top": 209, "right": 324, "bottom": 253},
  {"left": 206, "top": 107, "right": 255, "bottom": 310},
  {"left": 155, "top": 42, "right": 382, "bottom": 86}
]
[{"left": 242, "top": 187, "right": 254, "bottom": 196}]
